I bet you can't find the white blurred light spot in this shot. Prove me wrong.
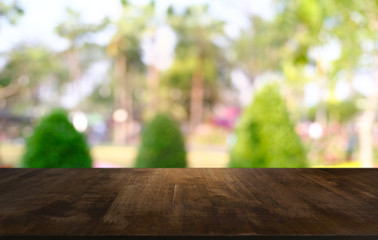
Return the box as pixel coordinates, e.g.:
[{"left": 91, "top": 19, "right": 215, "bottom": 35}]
[
  {"left": 231, "top": 69, "right": 253, "bottom": 106},
  {"left": 113, "top": 109, "right": 128, "bottom": 123},
  {"left": 304, "top": 83, "right": 320, "bottom": 107},
  {"left": 335, "top": 80, "right": 350, "bottom": 101},
  {"left": 353, "top": 72, "right": 375, "bottom": 97},
  {"left": 308, "top": 39, "right": 341, "bottom": 67},
  {"left": 309, "top": 122, "right": 323, "bottom": 139},
  {"left": 142, "top": 25, "right": 176, "bottom": 71},
  {"left": 225, "top": 24, "right": 240, "bottom": 39},
  {"left": 72, "top": 112, "right": 88, "bottom": 132}
]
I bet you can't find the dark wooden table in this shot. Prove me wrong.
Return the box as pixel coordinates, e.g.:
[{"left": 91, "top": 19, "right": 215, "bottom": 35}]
[{"left": 0, "top": 168, "right": 377, "bottom": 239}]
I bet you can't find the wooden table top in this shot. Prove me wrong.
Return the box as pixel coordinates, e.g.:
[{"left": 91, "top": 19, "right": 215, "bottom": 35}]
[{"left": 0, "top": 168, "right": 377, "bottom": 239}]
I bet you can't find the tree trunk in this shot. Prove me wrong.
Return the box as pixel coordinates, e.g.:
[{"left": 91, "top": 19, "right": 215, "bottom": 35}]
[
  {"left": 0, "top": 80, "right": 21, "bottom": 167},
  {"left": 68, "top": 49, "right": 81, "bottom": 104},
  {"left": 0, "top": 140, "right": 3, "bottom": 167},
  {"left": 113, "top": 55, "right": 133, "bottom": 144},
  {"left": 189, "top": 67, "right": 204, "bottom": 131},
  {"left": 147, "top": 65, "right": 159, "bottom": 110},
  {"left": 315, "top": 60, "right": 327, "bottom": 127},
  {"left": 357, "top": 53, "right": 378, "bottom": 168},
  {"left": 358, "top": 106, "right": 375, "bottom": 167}
]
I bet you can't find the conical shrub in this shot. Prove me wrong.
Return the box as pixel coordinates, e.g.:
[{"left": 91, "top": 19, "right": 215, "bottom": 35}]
[
  {"left": 22, "top": 109, "right": 92, "bottom": 168},
  {"left": 230, "top": 83, "right": 307, "bottom": 167},
  {"left": 135, "top": 113, "right": 187, "bottom": 168}
]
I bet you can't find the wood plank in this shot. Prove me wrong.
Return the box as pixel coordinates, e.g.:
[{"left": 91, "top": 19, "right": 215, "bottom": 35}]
[{"left": 0, "top": 168, "right": 377, "bottom": 239}]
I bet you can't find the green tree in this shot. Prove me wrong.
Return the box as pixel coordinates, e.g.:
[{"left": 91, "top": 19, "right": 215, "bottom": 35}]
[
  {"left": 55, "top": 7, "right": 108, "bottom": 108},
  {"left": 0, "top": 45, "right": 69, "bottom": 167},
  {"left": 276, "top": 0, "right": 332, "bottom": 124},
  {"left": 107, "top": 0, "right": 154, "bottom": 143},
  {"left": 0, "top": 45, "right": 68, "bottom": 112},
  {"left": 167, "top": 5, "right": 224, "bottom": 129},
  {"left": 320, "top": 0, "right": 378, "bottom": 167},
  {"left": 308, "top": 99, "right": 359, "bottom": 123},
  {"left": 233, "top": 15, "right": 286, "bottom": 83},
  {"left": 160, "top": 55, "right": 218, "bottom": 122},
  {"left": 230, "top": 83, "right": 307, "bottom": 167},
  {"left": 135, "top": 113, "right": 186, "bottom": 168},
  {"left": 0, "top": 0, "right": 24, "bottom": 101},
  {"left": 0, "top": 0, "right": 23, "bottom": 28},
  {"left": 231, "top": 0, "right": 378, "bottom": 167},
  {"left": 232, "top": 3, "right": 327, "bottom": 122},
  {"left": 22, "top": 109, "right": 92, "bottom": 168},
  {"left": 346, "top": 0, "right": 378, "bottom": 168}
]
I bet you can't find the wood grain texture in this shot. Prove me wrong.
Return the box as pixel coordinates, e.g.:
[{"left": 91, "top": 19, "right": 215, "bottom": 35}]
[{"left": 0, "top": 168, "right": 377, "bottom": 239}]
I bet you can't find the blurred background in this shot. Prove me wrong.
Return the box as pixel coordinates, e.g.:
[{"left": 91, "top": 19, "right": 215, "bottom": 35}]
[{"left": 1, "top": 0, "right": 377, "bottom": 168}]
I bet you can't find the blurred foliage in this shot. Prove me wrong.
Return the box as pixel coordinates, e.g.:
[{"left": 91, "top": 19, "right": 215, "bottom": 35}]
[
  {"left": 167, "top": 4, "right": 224, "bottom": 60},
  {"left": 83, "top": 83, "right": 114, "bottom": 113},
  {"left": 0, "top": 0, "right": 23, "bottom": 26},
  {"left": 135, "top": 113, "right": 186, "bottom": 167},
  {"left": 166, "top": 4, "right": 225, "bottom": 126},
  {"left": 160, "top": 56, "right": 218, "bottom": 117},
  {"left": 55, "top": 7, "right": 109, "bottom": 91},
  {"left": 107, "top": 0, "right": 155, "bottom": 71},
  {"left": 308, "top": 99, "right": 359, "bottom": 123},
  {"left": 0, "top": 45, "right": 68, "bottom": 112},
  {"left": 2, "top": 0, "right": 378, "bottom": 167},
  {"left": 22, "top": 109, "right": 92, "bottom": 168},
  {"left": 106, "top": 1, "right": 155, "bottom": 125},
  {"left": 230, "top": 83, "right": 307, "bottom": 167},
  {"left": 55, "top": 8, "right": 109, "bottom": 46},
  {"left": 188, "top": 125, "right": 228, "bottom": 146},
  {"left": 162, "top": 57, "right": 217, "bottom": 89},
  {"left": 0, "top": 46, "right": 67, "bottom": 87},
  {"left": 234, "top": 15, "right": 287, "bottom": 80}
]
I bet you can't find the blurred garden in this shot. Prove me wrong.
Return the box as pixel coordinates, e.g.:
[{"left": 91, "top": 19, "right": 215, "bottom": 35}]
[{"left": 1, "top": 0, "right": 378, "bottom": 168}]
